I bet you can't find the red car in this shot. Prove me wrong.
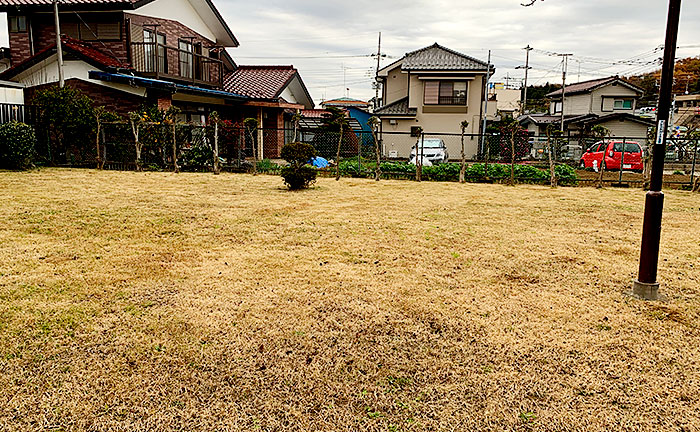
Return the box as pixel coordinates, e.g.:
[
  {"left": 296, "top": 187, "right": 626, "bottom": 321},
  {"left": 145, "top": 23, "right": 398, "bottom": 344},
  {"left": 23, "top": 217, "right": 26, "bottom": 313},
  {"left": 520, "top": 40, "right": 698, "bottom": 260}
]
[{"left": 579, "top": 140, "right": 644, "bottom": 172}]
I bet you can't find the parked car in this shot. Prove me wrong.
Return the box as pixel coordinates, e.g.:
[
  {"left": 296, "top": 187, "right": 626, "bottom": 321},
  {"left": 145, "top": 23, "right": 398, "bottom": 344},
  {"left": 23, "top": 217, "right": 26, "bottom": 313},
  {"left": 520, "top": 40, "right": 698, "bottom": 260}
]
[
  {"left": 410, "top": 138, "right": 449, "bottom": 164},
  {"left": 579, "top": 140, "right": 644, "bottom": 171},
  {"left": 665, "top": 143, "right": 680, "bottom": 162}
]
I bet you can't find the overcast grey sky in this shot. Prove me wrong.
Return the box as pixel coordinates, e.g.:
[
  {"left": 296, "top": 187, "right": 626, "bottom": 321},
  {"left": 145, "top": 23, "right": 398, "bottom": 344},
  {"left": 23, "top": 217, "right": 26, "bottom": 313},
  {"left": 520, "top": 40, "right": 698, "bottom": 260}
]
[{"left": 2, "top": 1, "right": 699, "bottom": 105}]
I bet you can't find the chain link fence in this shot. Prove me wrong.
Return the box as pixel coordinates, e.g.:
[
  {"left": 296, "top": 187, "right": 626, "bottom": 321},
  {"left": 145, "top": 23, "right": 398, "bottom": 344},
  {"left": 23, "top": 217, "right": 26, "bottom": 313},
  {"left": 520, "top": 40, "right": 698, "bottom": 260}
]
[{"left": 28, "top": 121, "right": 700, "bottom": 189}]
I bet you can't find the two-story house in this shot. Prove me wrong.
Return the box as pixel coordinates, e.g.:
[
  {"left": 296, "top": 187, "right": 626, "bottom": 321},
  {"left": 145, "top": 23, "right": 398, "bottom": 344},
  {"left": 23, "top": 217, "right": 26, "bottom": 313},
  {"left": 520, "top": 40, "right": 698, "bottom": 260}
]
[
  {"left": 519, "top": 76, "right": 653, "bottom": 138},
  {"left": 673, "top": 92, "right": 700, "bottom": 129},
  {"left": 0, "top": 0, "right": 314, "bottom": 157},
  {"left": 375, "top": 43, "right": 494, "bottom": 159}
]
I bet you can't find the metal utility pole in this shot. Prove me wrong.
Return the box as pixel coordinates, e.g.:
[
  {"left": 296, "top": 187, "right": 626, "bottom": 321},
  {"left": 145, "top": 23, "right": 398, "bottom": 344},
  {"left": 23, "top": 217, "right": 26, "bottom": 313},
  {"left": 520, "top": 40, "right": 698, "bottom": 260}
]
[
  {"left": 375, "top": 32, "right": 382, "bottom": 110},
  {"left": 516, "top": 45, "right": 533, "bottom": 114},
  {"left": 634, "top": 0, "right": 682, "bottom": 300},
  {"left": 53, "top": 0, "right": 64, "bottom": 87},
  {"left": 557, "top": 53, "right": 572, "bottom": 131},
  {"left": 480, "top": 50, "right": 491, "bottom": 158}
]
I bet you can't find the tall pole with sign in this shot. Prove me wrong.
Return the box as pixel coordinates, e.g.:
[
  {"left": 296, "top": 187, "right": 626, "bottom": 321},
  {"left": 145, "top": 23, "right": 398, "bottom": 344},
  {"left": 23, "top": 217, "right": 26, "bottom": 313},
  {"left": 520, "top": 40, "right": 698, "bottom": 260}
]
[
  {"left": 53, "top": 0, "right": 64, "bottom": 87},
  {"left": 633, "top": 0, "right": 682, "bottom": 300}
]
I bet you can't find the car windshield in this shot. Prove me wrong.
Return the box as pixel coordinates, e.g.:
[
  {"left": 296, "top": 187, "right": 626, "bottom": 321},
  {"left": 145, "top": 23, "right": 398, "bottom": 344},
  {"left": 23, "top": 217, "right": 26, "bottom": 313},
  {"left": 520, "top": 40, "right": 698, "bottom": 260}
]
[
  {"left": 613, "top": 142, "right": 641, "bottom": 152},
  {"left": 421, "top": 139, "right": 443, "bottom": 149}
]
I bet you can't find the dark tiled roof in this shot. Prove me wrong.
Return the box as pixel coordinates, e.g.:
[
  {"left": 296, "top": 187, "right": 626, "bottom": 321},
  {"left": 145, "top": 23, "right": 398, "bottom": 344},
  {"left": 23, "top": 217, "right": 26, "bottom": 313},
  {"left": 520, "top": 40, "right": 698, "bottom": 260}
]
[
  {"left": 547, "top": 76, "right": 643, "bottom": 97},
  {"left": 300, "top": 109, "right": 328, "bottom": 118},
  {"left": 569, "top": 113, "right": 655, "bottom": 126},
  {"left": 375, "top": 97, "right": 417, "bottom": 116},
  {"left": 64, "top": 37, "right": 127, "bottom": 68},
  {"left": 0, "top": 36, "right": 128, "bottom": 80},
  {"left": 519, "top": 114, "right": 594, "bottom": 125},
  {"left": 0, "top": 0, "right": 135, "bottom": 5},
  {"left": 401, "top": 43, "right": 489, "bottom": 71},
  {"left": 322, "top": 97, "right": 369, "bottom": 107},
  {"left": 298, "top": 108, "right": 363, "bottom": 130},
  {"left": 223, "top": 65, "right": 297, "bottom": 99}
]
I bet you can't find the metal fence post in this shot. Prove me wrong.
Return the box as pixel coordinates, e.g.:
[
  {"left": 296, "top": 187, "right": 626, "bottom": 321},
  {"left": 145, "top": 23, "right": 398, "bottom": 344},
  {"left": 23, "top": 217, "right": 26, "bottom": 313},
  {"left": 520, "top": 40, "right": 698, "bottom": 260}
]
[
  {"left": 172, "top": 123, "right": 179, "bottom": 173},
  {"left": 619, "top": 137, "right": 626, "bottom": 184},
  {"left": 213, "top": 121, "right": 220, "bottom": 175},
  {"left": 691, "top": 138, "right": 697, "bottom": 188},
  {"left": 358, "top": 134, "right": 361, "bottom": 176},
  {"left": 238, "top": 129, "right": 243, "bottom": 168}
]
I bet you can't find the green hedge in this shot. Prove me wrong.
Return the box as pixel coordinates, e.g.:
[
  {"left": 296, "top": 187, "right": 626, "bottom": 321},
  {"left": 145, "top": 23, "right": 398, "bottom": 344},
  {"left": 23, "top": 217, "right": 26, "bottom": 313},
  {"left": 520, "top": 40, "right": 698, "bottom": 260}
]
[
  {"left": 0, "top": 122, "right": 36, "bottom": 170},
  {"left": 337, "top": 161, "right": 578, "bottom": 186}
]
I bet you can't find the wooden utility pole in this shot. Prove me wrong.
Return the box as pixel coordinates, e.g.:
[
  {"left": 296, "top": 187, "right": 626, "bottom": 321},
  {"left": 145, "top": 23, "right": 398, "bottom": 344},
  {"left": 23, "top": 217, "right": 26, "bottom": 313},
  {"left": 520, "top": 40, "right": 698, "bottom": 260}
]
[
  {"left": 519, "top": 45, "right": 533, "bottom": 113},
  {"left": 375, "top": 32, "right": 382, "bottom": 110},
  {"left": 53, "top": 0, "right": 64, "bottom": 87},
  {"left": 557, "top": 53, "right": 572, "bottom": 131},
  {"left": 634, "top": 0, "right": 682, "bottom": 300}
]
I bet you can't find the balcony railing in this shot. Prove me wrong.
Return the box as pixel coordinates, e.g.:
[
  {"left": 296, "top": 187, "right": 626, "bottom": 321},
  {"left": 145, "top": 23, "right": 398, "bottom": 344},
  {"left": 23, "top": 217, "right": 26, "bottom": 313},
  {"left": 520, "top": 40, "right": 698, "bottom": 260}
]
[
  {"left": 438, "top": 96, "right": 467, "bottom": 105},
  {"left": 130, "top": 42, "right": 223, "bottom": 88}
]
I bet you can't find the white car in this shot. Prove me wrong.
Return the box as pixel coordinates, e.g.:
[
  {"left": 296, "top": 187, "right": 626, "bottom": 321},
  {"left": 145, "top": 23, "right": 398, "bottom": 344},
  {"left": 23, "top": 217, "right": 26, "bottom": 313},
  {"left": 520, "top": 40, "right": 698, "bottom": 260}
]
[{"left": 410, "top": 138, "right": 449, "bottom": 164}]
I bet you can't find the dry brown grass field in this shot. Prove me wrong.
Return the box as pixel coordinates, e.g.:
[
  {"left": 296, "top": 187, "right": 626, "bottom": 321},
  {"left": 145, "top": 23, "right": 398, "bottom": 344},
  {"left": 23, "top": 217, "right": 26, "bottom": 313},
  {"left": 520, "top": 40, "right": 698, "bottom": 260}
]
[{"left": 1, "top": 168, "right": 699, "bottom": 431}]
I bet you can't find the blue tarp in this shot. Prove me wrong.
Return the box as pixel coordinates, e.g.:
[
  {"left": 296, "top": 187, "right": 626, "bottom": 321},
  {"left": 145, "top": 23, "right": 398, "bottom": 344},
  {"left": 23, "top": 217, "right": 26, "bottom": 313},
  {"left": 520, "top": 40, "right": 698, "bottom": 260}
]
[{"left": 309, "top": 157, "right": 329, "bottom": 168}]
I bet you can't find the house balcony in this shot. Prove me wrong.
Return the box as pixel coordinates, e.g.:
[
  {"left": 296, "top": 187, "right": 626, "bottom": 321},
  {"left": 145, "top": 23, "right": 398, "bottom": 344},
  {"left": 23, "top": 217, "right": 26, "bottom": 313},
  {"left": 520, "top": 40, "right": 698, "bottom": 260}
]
[
  {"left": 130, "top": 42, "right": 223, "bottom": 89},
  {"left": 434, "top": 96, "right": 466, "bottom": 105}
]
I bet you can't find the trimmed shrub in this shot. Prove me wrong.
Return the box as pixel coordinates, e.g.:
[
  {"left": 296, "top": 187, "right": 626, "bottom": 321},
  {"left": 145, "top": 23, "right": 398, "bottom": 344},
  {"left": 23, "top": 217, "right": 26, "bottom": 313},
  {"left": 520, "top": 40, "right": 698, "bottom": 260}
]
[
  {"left": 280, "top": 142, "right": 317, "bottom": 190},
  {"left": 281, "top": 165, "right": 317, "bottom": 190},
  {"left": 0, "top": 122, "right": 36, "bottom": 170}
]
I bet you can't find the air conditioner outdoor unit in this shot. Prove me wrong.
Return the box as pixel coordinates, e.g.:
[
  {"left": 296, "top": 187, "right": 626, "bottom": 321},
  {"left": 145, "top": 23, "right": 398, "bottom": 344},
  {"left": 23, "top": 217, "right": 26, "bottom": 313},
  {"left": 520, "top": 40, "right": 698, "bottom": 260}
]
[{"left": 389, "top": 119, "right": 397, "bottom": 125}]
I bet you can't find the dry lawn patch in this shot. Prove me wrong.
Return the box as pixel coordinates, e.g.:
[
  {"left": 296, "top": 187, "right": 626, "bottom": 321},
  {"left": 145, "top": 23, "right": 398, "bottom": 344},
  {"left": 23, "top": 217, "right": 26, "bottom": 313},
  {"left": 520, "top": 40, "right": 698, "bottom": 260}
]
[{"left": 1, "top": 168, "right": 699, "bottom": 431}]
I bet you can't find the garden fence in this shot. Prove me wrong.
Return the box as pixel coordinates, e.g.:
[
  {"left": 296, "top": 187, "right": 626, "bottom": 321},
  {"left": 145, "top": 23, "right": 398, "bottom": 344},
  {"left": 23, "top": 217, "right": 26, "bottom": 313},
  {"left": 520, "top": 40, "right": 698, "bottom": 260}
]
[
  {"left": 0, "top": 104, "right": 36, "bottom": 125},
  {"left": 32, "top": 121, "right": 700, "bottom": 189}
]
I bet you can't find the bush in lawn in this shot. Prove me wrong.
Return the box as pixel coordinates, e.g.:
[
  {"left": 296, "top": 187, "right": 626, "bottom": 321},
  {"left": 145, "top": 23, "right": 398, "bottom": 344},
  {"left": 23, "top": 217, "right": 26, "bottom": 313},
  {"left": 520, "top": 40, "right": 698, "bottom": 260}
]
[
  {"left": 280, "top": 142, "right": 317, "bottom": 190},
  {"left": 34, "top": 85, "right": 96, "bottom": 165},
  {"left": 0, "top": 121, "right": 36, "bottom": 170}
]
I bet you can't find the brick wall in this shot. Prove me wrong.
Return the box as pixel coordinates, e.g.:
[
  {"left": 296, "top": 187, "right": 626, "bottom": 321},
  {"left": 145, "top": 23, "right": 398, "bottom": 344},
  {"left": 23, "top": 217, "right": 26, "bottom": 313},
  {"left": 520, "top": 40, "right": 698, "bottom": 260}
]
[
  {"left": 24, "top": 79, "right": 145, "bottom": 118},
  {"left": 9, "top": 32, "right": 32, "bottom": 66},
  {"left": 126, "top": 13, "right": 215, "bottom": 49},
  {"left": 127, "top": 13, "right": 217, "bottom": 82},
  {"left": 31, "top": 13, "right": 128, "bottom": 64},
  {"left": 9, "top": 11, "right": 214, "bottom": 68}
]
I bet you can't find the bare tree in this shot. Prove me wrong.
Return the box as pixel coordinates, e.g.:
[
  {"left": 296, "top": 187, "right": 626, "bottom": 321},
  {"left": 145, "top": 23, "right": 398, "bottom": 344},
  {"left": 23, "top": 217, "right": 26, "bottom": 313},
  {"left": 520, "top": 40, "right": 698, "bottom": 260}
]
[
  {"left": 414, "top": 127, "right": 424, "bottom": 182},
  {"left": 320, "top": 107, "right": 349, "bottom": 181},
  {"left": 545, "top": 124, "right": 562, "bottom": 187},
  {"left": 291, "top": 111, "right": 302, "bottom": 142},
  {"left": 209, "top": 111, "right": 221, "bottom": 175},
  {"left": 459, "top": 120, "right": 470, "bottom": 183},
  {"left": 500, "top": 117, "right": 523, "bottom": 186},
  {"left": 591, "top": 125, "right": 611, "bottom": 188},
  {"left": 94, "top": 106, "right": 106, "bottom": 170},
  {"left": 128, "top": 111, "right": 143, "bottom": 172},
  {"left": 368, "top": 116, "right": 382, "bottom": 181},
  {"left": 244, "top": 117, "right": 260, "bottom": 175},
  {"left": 166, "top": 106, "right": 181, "bottom": 173}
]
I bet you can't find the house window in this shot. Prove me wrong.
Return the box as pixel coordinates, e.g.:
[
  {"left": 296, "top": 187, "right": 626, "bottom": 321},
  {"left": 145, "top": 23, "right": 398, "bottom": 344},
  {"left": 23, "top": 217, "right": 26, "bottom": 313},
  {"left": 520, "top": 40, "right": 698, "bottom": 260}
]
[
  {"left": 553, "top": 101, "right": 562, "bottom": 114},
  {"left": 143, "top": 30, "right": 166, "bottom": 73},
  {"left": 179, "top": 39, "right": 194, "bottom": 79},
  {"left": 62, "top": 20, "right": 120, "bottom": 41},
  {"left": 424, "top": 81, "right": 467, "bottom": 105},
  {"left": 8, "top": 16, "right": 27, "bottom": 33},
  {"left": 613, "top": 99, "right": 633, "bottom": 110}
]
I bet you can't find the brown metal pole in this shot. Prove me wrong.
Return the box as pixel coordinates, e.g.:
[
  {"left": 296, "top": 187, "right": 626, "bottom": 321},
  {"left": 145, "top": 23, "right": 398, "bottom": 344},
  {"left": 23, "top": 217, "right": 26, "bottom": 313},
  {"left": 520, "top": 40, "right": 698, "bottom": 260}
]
[{"left": 633, "top": 0, "right": 682, "bottom": 300}]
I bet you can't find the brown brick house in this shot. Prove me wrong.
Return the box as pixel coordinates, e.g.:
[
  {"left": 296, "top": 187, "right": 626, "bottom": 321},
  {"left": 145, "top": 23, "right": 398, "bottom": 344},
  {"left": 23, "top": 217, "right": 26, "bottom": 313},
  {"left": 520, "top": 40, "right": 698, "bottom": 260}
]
[
  {"left": 0, "top": 0, "right": 314, "bottom": 156},
  {"left": 223, "top": 65, "right": 315, "bottom": 159}
]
